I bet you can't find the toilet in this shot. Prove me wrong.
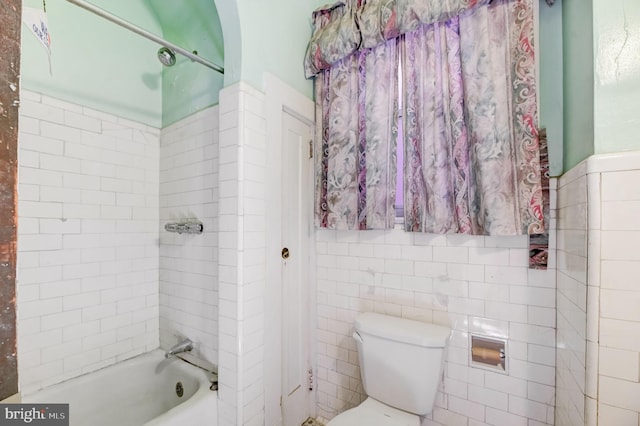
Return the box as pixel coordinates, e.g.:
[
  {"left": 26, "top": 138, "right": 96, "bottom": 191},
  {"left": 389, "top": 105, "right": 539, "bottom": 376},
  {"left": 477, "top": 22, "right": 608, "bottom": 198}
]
[{"left": 327, "top": 312, "right": 451, "bottom": 426}]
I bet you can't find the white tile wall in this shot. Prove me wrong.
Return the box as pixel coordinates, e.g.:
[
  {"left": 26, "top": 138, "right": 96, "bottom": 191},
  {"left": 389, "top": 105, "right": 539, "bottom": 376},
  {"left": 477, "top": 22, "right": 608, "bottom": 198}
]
[
  {"left": 555, "top": 151, "right": 640, "bottom": 426},
  {"left": 217, "top": 83, "right": 267, "bottom": 426},
  {"left": 314, "top": 190, "right": 558, "bottom": 426},
  {"left": 159, "top": 106, "right": 219, "bottom": 365},
  {"left": 597, "top": 164, "right": 640, "bottom": 426},
  {"left": 555, "top": 165, "right": 588, "bottom": 426},
  {"left": 17, "top": 91, "right": 160, "bottom": 394}
]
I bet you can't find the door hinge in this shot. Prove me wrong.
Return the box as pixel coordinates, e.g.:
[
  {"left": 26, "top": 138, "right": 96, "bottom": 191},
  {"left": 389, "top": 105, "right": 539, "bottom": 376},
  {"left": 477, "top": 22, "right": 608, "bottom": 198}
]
[
  {"left": 309, "top": 139, "right": 313, "bottom": 159},
  {"left": 307, "top": 368, "right": 314, "bottom": 391},
  {"left": 280, "top": 395, "right": 282, "bottom": 406}
]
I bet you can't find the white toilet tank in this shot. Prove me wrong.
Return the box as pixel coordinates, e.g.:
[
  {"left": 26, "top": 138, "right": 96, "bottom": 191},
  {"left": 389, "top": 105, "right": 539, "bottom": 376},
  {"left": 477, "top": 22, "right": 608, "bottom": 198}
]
[{"left": 354, "top": 312, "right": 451, "bottom": 415}]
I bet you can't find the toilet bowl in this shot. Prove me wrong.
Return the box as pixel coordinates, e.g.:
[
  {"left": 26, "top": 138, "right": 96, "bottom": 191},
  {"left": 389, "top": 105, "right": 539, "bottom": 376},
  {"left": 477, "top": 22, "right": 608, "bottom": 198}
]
[{"left": 326, "top": 312, "right": 450, "bottom": 426}]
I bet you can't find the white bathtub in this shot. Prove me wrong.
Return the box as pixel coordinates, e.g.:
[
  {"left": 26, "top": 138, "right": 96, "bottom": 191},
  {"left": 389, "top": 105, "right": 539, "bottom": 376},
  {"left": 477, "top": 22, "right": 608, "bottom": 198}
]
[{"left": 23, "top": 350, "right": 217, "bottom": 426}]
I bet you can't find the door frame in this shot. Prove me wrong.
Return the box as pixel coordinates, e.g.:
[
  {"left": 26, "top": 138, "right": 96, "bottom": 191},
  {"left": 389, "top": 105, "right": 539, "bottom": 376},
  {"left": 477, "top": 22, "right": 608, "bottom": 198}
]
[
  {"left": 264, "top": 74, "right": 317, "bottom": 426},
  {"left": 280, "top": 110, "right": 313, "bottom": 425}
]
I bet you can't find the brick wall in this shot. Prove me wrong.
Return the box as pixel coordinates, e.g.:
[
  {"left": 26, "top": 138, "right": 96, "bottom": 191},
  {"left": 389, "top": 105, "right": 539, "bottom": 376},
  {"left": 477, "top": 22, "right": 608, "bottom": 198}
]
[
  {"left": 17, "top": 91, "right": 160, "bottom": 394},
  {"left": 0, "top": 0, "right": 21, "bottom": 401}
]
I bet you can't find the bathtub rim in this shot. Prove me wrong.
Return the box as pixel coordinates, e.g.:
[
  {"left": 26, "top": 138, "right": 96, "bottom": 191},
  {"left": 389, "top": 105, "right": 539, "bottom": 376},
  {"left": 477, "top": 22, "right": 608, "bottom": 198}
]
[{"left": 22, "top": 349, "right": 218, "bottom": 426}]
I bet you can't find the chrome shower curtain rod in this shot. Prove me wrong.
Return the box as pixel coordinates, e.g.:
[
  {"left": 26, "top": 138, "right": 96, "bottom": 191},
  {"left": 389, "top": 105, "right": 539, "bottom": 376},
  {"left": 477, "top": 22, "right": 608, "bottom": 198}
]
[{"left": 65, "top": 0, "right": 224, "bottom": 74}]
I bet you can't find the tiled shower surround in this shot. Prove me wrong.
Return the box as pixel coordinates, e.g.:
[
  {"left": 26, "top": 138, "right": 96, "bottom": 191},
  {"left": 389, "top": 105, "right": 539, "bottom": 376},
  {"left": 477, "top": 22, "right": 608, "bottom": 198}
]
[
  {"left": 16, "top": 91, "right": 160, "bottom": 394},
  {"left": 159, "top": 106, "right": 219, "bottom": 365},
  {"left": 16, "top": 92, "right": 222, "bottom": 394},
  {"left": 315, "top": 214, "right": 558, "bottom": 425},
  {"left": 14, "top": 84, "right": 257, "bottom": 425}
]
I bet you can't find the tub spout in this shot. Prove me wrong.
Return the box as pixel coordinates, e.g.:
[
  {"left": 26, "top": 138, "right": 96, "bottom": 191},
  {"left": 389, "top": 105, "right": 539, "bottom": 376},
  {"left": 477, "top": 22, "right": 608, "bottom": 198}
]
[{"left": 165, "top": 339, "right": 194, "bottom": 358}]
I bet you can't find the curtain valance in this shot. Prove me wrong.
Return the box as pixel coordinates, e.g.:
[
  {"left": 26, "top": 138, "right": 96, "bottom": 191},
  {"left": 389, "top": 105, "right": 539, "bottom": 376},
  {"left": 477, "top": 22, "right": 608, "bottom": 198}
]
[
  {"left": 304, "top": 0, "right": 492, "bottom": 78},
  {"left": 311, "top": 0, "right": 544, "bottom": 235}
]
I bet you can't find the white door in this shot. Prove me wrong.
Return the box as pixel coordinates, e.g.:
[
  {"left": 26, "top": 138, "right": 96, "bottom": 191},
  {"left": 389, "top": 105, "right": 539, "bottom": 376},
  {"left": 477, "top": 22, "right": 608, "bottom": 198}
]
[{"left": 281, "top": 112, "right": 313, "bottom": 426}]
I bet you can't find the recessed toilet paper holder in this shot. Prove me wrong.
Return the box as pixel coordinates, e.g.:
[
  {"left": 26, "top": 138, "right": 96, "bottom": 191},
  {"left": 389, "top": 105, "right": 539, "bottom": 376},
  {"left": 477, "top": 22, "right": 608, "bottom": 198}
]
[{"left": 470, "top": 334, "right": 507, "bottom": 373}]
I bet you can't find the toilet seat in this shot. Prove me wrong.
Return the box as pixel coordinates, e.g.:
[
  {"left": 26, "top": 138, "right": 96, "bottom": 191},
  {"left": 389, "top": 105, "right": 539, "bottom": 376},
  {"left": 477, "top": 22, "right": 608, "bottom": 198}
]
[{"left": 327, "top": 397, "right": 420, "bottom": 426}]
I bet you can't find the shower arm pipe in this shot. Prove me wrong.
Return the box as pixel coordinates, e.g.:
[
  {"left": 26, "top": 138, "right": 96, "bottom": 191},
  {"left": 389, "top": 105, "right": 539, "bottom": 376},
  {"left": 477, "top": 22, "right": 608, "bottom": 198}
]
[{"left": 65, "top": 0, "right": 224, "bottom": 75}]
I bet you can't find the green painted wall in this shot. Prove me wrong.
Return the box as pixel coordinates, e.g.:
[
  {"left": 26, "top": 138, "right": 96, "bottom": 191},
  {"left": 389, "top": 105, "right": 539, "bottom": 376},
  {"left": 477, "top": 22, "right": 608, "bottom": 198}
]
[
  {"left": 593, "top": 0, "right": 640, "bottom": 155},
  {"left": 561, "top": 0, "right": 640, "bottom": 172},
  {"left": 21, "top": 0, "right": 163, "bottom": 126},
  {"left": 539, "top": 1, "right": 564, "bottom": 177},
  {"left": 562, "top": 0, "right": 595, "bottom": 172},
  {"left": 21, "top": 0, "right": 578, "bottom": 154},
  {"left": 228, "top": 0, "right": 567, "bottom": 174},
  {"left": 233, "top": 0, "right": 326, "bottom": 98},
  {"left": 21, "top": 0, "right": 226, "bottom": 128},
  {"left": 213, "top": 0, "right": 242, "bottom": 87},
  {"left": 148, "top": 0, "right": 225, "bottom": 126}
]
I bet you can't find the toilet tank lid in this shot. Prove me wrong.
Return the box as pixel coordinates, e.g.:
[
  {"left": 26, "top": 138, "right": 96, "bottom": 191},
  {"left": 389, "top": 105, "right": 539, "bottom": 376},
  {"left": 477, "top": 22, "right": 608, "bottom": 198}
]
[{"left": 355, "top": 312, "right": 451, "bottom": 347}]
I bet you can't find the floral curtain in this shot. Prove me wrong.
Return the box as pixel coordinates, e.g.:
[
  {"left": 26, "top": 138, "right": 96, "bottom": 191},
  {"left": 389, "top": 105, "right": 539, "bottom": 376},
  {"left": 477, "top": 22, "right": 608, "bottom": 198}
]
[
  {"left": 401, "top": 0, "right": 543, "bottom": 235},
  {"left": 309, "top": 0, "right": 543, "bottom": 235},
  {"left": 304, "top": 0, "right": 495, "bottom": 78},
  {"left": 314, "top": 3, "right": 399, "bottom": 230}
]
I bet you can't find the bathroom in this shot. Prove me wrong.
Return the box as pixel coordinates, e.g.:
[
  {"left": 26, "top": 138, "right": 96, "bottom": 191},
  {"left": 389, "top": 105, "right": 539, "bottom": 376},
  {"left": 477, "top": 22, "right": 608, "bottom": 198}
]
[{"left": 1, "top": 0, "right": 640, "bottom": 425}]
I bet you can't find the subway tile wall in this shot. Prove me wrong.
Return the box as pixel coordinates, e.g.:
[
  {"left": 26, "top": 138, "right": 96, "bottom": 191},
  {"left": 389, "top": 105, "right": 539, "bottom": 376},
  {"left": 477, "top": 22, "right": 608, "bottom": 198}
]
[
  {"left": 315, "top": 190, "right": 558, "bottom": 426},
  {"left": 554, "top": 152, "right": 640, "bottom": 426},
  {"left": 17, "top": 91, "right": 160, "bottom": 394},
  {"left": 217, "top": 83, "right": 267, "bottom": 426},
  {"left": 555, "top": 163, "right": 588, "bottom": 426},
  {"left": 595, "top": 161, "right": 640, "bottom": 425},
  {"left": 159, "top": 106, "right": 219, "bottom": 365}
]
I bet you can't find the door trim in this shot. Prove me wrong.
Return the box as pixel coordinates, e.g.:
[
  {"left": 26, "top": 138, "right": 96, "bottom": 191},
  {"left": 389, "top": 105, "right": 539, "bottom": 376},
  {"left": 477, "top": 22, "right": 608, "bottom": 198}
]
[{"left": 264, "top": 73, "right": 316, "bottom": 426}]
